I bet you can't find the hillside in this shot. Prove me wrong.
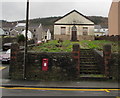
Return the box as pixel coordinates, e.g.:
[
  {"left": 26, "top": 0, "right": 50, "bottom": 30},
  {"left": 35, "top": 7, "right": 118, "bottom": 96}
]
[
  {"left": 22, "top": 16, "right": 108, "bottom": 28},
  {"left": 1, "top": 16, "right": 108, "bottom": 33}
]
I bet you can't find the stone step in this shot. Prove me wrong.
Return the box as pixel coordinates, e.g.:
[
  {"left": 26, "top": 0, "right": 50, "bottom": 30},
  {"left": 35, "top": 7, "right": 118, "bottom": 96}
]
[
  {"left": 80, "top": 57, "right": 95, "bottom": 59},
  {"left": 80, "top": 71, "right": 101, "bottom": 74},
  {"left": 80, "top": 62, "right": 97, "bottom": 64},
  {"left": 80, "top": 55, "right": 95, "bottom": 58},
  {"left": 80, "top": 67, "right": 99, "bottom": 70},
  {"left": 80, "top": 49, "right": 93, "bottom": 51},
  {"left": 80, "top": 58, "right": 96, "bottom": 62},
  {"left": 80, "top": 52, "right": 94, "bottom": 54},
  {"left": 80, "top": 68, "right": 100, "bottom": 71},
  {"left": 80, "top": 64, "right": 97, "bottom": 67},
  {"left": 79, "top": 74, "right": 107, "bottom": 80}
]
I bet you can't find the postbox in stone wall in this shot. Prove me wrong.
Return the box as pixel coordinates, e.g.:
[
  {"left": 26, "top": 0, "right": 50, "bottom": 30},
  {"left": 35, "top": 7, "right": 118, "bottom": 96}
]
[{"left": 42, "top": 58, "right": 48, "bottom": 71}]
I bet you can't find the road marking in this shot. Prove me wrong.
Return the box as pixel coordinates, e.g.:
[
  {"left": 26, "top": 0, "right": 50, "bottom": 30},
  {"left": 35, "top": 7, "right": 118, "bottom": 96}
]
[
  {"left": 116, "top": 97, "right": 120, "bottom": 98},
  {"left": 104, "top": 89, "right": 110, "bottom": 92},
  {"left": 0, "top": 86, "right": 120, "bottom": 93},
  {"left": 0, "top": 66, "right": 7, "bottom": 70}
]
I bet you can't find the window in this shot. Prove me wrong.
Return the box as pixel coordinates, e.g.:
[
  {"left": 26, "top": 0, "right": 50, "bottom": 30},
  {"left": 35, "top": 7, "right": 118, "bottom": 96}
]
[
  {"left": 83, "top": 27, "right": 88, "bottom": 35},
  {"left": 61, "top": 27, "right": 66, "bottom": 35},
  {"left": 45, "top": 36, "right": 47, "bottom": 39}
]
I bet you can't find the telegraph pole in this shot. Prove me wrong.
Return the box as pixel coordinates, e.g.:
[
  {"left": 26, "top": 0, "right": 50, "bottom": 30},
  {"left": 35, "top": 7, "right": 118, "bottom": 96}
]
[{"left": 24, "top": 0, "right": 29, "bottom": 79}]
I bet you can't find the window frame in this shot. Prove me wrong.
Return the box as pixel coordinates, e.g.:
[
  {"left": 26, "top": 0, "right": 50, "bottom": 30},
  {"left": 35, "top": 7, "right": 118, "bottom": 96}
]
[
  {"left": 83, "top": 27, "right": 88, "bottom": 36},
  {"left": 61, "top": 27, "right": 66, "bottom": 35}
]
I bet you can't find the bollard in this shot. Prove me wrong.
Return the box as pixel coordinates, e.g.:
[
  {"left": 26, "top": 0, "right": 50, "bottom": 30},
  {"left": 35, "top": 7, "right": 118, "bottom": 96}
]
[
  {"left": 103, "top": 44, "right": 111, "bottom": 78},
  {"left": 72, "top": 44, "right": 80, "bottom": 76}
]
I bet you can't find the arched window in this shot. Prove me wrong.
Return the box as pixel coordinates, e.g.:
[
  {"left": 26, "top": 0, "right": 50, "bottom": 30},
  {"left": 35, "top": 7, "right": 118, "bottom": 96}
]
[{"left": 72, "top": 25, "right": 77, "bottom": 32}]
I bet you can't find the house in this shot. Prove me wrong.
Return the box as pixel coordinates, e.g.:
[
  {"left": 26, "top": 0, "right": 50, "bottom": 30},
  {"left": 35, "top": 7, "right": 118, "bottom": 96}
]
[
  {"left": 21, "top": 30, "right": 33, "bottom": 40},
  {"left": 108, "top": 0, "right": 120, "bottom": 36},
  {"left": 0, "top": 28, "right": 5, "bottom": 36},
  {"left": 0, "top": 28, "right": 10, "bottom": 36},
  {"left": 54, "top": 10, "right": 95, "bottom": 41},
  {"left": 35, "top": 24, "right": 47, "bottom": 43},
  {"left": 10, "top": 29, "right": 19, "bottom": 37},
  {"left": 15, "top": 23, "right": 26, "bottom": 31},
  {"left": 94, "top": 25, "right": 108, "bottom": 36}
]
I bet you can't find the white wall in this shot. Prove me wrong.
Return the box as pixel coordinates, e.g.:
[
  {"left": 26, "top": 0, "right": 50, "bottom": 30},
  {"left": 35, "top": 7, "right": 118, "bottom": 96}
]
[{"left": 54, "top": 25, "right": 94, "bottom": 36}]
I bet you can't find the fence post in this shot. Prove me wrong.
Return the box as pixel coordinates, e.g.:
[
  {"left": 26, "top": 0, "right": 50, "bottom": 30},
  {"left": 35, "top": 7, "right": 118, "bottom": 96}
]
[
  {"left": 72, "top": 44, "right": 80, "bottom": 76},
  {"left": 103, "top": 44, "right": 111, "bottom": 78}
]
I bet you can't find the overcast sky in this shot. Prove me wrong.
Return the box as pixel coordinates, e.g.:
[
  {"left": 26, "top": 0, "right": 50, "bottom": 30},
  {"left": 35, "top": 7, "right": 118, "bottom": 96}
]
[{"left": 1, "top": 0, "right": 112, "bottom": 22}]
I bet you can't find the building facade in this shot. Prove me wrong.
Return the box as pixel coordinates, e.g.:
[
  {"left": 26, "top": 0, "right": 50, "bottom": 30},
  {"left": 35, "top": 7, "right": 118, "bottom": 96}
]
[
  {"left": 54, "top": 10, "right": 95, "bottom": 41},
  {"left": 108, "top": 0, "right": 120, "bottom": 36}
]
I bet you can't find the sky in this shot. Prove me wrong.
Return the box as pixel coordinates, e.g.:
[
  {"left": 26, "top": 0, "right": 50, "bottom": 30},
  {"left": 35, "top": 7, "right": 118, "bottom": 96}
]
[{"left": 1, "top": 0, "right": 113, "bottom": 22}]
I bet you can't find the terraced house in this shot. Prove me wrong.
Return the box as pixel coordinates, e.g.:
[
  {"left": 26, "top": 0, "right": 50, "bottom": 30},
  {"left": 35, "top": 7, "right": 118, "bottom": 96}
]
[{"left": 54, "top": 10, "right": 95, "bottom": 41}]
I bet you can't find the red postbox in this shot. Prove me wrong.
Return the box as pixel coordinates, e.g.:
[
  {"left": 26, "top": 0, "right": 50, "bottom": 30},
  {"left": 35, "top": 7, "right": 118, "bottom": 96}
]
[{"left": 42, "top": 58, "right": 48, "bottom": 71}]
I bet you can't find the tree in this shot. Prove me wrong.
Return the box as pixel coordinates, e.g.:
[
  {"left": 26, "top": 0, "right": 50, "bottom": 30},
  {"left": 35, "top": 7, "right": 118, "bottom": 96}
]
[{"left": 17, "top": 34, "right": 25, "bottom": 45}]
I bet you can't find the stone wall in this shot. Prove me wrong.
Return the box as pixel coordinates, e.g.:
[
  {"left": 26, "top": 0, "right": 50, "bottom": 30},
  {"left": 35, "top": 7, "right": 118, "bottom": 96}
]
[
  {"left": 10, "top": 49, "right": 77, "bottom": 80},
  {"left": 110, "top": 53, "right": 120, "bottom": 80},
  {"left": 2, "top": 37, "right": 17, "bottom": 46},
  {"left": 9, "top": 43, "right": 119, "bottom": 81},
  {"left": 9, "top": 43, "right": 24, "bottom": 79},
  {"left": 93, "top": 49, "right": 104, "bottom": 74},
  {"left": 95, "top": 35, "right": 120, "bottom": 41}
]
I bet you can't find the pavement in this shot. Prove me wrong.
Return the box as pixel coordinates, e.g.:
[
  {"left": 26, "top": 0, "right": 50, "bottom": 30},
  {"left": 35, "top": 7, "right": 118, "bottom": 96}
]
[{"left": 1, "top": 79, "right": 119, "bottom": 89}]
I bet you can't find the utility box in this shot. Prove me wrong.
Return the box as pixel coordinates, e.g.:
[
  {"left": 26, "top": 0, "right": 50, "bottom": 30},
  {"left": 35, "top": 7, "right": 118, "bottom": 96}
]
[{"left": 42, "top": 58, "right": 48, "bottom": 71}]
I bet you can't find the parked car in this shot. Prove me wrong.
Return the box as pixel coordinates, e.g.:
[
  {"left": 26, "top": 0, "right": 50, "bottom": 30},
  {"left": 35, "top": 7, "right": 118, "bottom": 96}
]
[
  {"left": 3, "top": 43, "right": 12, "bottom": 51},
  {"left": 1, "top": 49, "right": 11, "bottom": 63}
]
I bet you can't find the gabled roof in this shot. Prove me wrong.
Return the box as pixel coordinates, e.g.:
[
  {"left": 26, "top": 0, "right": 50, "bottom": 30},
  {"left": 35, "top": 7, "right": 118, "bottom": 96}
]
[{"left": 54, "top": 10, "right": 94, "bottom": 24}]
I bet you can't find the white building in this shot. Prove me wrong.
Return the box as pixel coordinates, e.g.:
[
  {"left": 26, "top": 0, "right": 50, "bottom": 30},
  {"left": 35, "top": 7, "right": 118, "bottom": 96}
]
[
  {"left": 15, "top": 23, "right": 26, "bottom": 31},
  {"left": 0, "top": 28, "right": 5, "bottom": 35},
  {"left": 54, "top": 10, "right": 95, "bottom": 41},
  {"left": 21, "top": 30, "right": 33, "bottom": 40},
  {"left": 46, "top": 29, "right": 51, "bottom": 40},
  {"left": 94, "top": 25, "right": 108, "bottom": 36}
]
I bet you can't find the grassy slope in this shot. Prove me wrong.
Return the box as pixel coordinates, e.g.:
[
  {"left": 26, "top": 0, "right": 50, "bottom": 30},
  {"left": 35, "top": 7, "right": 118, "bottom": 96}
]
[{"left": 31, "top": 40, "right": 118, "bottom": 53}]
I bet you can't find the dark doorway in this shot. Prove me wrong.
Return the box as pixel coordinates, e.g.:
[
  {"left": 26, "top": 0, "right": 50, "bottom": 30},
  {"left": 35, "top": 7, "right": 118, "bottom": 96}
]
[{"left": 71, "top": 25, "right": 77, "bottom": 41}]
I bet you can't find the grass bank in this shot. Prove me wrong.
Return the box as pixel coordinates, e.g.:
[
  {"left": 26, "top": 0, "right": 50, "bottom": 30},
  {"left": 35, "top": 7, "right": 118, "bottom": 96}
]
[{"left": 31, "top": 40, "right": 118, "bottom": 53}]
